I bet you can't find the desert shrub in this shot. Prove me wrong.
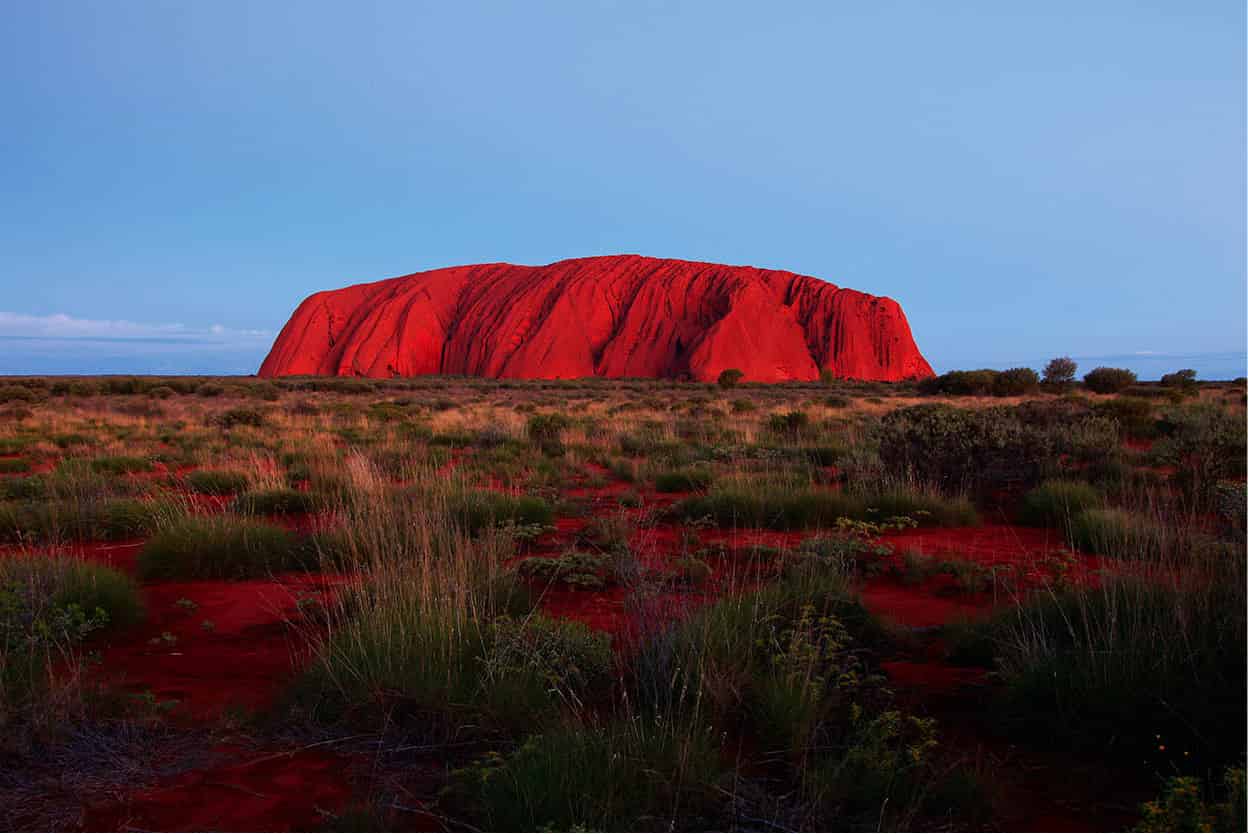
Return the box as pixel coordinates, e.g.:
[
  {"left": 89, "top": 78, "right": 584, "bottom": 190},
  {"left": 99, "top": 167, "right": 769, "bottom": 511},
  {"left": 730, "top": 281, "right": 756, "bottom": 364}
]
[
  {"left": 1158, "top": 368, "right": 1199, "bottom": 397},
  {"left": 823, "top": 395, "right": 852, "bottom": 409},
  {"left": 297, "top": 562, "right": 605, "bottom": 733},
  {"left": 730, "top": 398, "right": 756, "bottom": 413},
  {"left": 231, "top": 489, "right": 316, "bottom": 515},
  {"left": 1136, "top": 768, "right": 1246, "bottom": 833},
  {"left": 992, "top": 367, "right": 1040, "bottom": 396},
  {"left": 1067, "top": 509, "right": 1161, "bottom": 559},
  {"left": 195, "top": 382, "right": 225, "bottom": 398},
  {"left": 1093, "top": 396, "right": 1156, "bottom": 438},
  {"left": 1083, "top": 367, "right": 1136, "bottom": 394},
  {"left": 213, "top": 407, "right": 266, "bottom": 429},
  {"left": 1153, "top": 404, "right": 1247, "bottom": 502},
  {"left": 716, "top": 368, "right": 744, "bottom": 388},
  {"left": 184, "top": 469, "right": 250, "bottom": 495},
  {"left": 147, "top": 386, "right": 176, "bottom": 400},
  {"left": 0, "top": 498, "right": 169, "bottom": 544},
  {"left": 984, "top": 575, "right": 1245, "bottom": 768},
  {"left": 0, "top": 475, "right": 47, "bottom": 501},
  {"left": 0, "top": 458, "right": 32, "bottom": 475},
  {"left": 670, "top": 483, "right": 975, "bottom": 530},
  {"left": 87, "top": 456, "right": 151, "bottom": 475},
  {"left": 0, "top": 386, "right": 39, "bottom": 404},
  {"left": 1018, "top": 481, "right": 1101, "bottom": 528},
  {"left": 1042, "top": 356, "right": 1077, "bottom": 389},
  {"left": 919, "top": 369, "right": 998, "bottom": 396},
  {"left": 765, "top": 410, "right": 810, "bottom": 440},
  {"left": 526, "top": 413, "right": 571, "bottom": 455},
  {"left": 654, "top": 468, "right": 714, "bottom": 493},
  {"left": 137, "top": 517, "right": 303, "bottom": 580},
  {"left": 446, "top": 717, "right": 723, "bottom": 831},
  {"left": 1, "top": 556, "right": 143, "bottom": 725},
  {"left": 446, "top": 490, "right": 554, "bottom": 536}
]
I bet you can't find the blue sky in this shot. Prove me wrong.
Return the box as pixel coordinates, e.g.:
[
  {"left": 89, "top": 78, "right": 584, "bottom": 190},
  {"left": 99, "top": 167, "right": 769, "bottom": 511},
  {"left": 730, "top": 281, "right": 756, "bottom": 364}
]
[{"left": 1, "top": 1, "right": 1244, "bottom": 378}]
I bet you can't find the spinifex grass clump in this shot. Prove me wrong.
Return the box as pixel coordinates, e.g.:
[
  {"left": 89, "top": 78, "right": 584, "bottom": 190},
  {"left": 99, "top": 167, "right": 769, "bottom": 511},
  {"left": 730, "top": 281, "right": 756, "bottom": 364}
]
[
  {"left": 624, "top": 563, "right": 970, "bottom": 828},
  {"left": 445, "top": 489, "right": 554, "bottom": 536},
  {"left": 231, "top": 488, "right": 317, "bottom": 515},
  {"left": 137, "top": 516, "right": 304, "bottom": 580},
  {"left": 670, "top": 480, "right": 977, "bottom": 531},
  {"left": 1, "top": 555, "right": 143, "bottom": 737},
  {"left": 445, "top": 716, "right": 724, "bottom": 831},
  {"left": 0, "top": 497, "right": 174, "bottom": 544},
  {"left": 292, "top": 485, "right": 610, "bottom": 737},
  {"left": 184, "top": 469, "right": 250, "bottom": 495},
  {"left": 972, "top": 569, "right": 1245, "bottom": 769},
  {"left": 1018, "top": 480, "right": 1101, "bottom": 528}
]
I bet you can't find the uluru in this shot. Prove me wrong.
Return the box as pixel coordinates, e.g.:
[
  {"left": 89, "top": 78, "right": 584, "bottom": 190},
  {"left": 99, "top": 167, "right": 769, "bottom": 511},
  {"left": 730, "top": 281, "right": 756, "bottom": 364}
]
[{"left": 258, "top": 255, "right": 934, "bottom": 383}]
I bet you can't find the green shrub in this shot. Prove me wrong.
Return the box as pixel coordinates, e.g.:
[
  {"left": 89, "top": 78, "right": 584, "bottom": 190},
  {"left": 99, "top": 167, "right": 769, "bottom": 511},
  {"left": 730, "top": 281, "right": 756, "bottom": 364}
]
[
  {"left": 184, "top": 469, "right": 250, "bottom": 495},
  {"left": 1136, "top": 768, "right": 1246, "bottom": 833},
  {"left": 1042, "top": 356, "right": 1078, "bottom": 389},
  {"left": 1083, "top": 367, "right": 1137, "bottom": 394},
  {"left": 446, "top": 491, "right": 554, "bottom": 535},
  {"left": 1067, "top": 509, "right": 1158, "bottom": 558},
  {"left": 137, "top": 517, "right": 303, "bottom": 580},
  {"left": 87, "top": 456, "right": 151, "bottom": 475},
  {"left": 875, "top": 403, "right": 1117, "bottom": 495},
  {"left": 716, "top": 368, "right": 744, "bottom": 388},
  {"left": 670, "top": 484, "right": 976, "bottom": 530},
  {"left": 0, "top": 458, "right": 32, "bottom": 474},
  {"left": 765, "top": 410, "right": 810, "bottom": 439},
  {"left": 1154, "top": 404, "right": 1247, "bottom": 501},
  {"left": 0, "top": 498, "right": 170, "bottom": 543},
  {"left": 231, "top": 488, "right": 317, "bottom": 515},
  {"left": 654, "top": 468, "right": 714, "bottom": 493},
  {"left": 1158, "top": 368, "right": 1199, "bottom": 397},
  {"left": 527, "top": 413, "right": 572, "bottom": 455},
  {"left": 1018, "top": 480, "right": 1100, "bottom": 528},
  {"left": 1, "top": 556, "right": 143, "bottom": 714},
  {"left": 986, "top": 577, "right": 1245, "bottom": 767},
  {"left": 919, "top": 369, "right": 998, "bottom": 396},
  {"left": 993, "top": 367, "right": 1040, "bottom": 396},
  {"left": 213, "top": 407, "right": 266, "bottom": 429},
  {"left": 446, "top": 718, "right": 722, "bottom": 831}
]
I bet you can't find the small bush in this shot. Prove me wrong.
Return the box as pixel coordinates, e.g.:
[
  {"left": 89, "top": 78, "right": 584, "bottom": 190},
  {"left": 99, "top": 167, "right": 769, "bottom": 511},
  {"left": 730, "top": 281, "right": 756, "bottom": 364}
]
[
  {"left": 527, "top": 413, "right": 572, "bottom": 455},
  {"left": 992, "top": 367, "right": 1040, "bottom": 396},
  {"left": 184, "top": 469, "right": 250, "bottom": 495},
  {"left": 0, "top": 458, "right": 32, "bottom": 474},
  {"left": 1018, "top": 481, "right": 1100, "bottom": 528},
  {"left": 446, "top": 491, "right": 554, "bottom": 536},
  {"left": 213, "top": 407, "right": 266, "bottom": 429},
  {"left": 1, "top": 556, "right": 144, "bottom": 714},
  {"left": 232, "top": 489, "right": 317, "bottom": 515},
  {"left": 1083, "top": 367, "right": 1136, "bottom": 394},
  {"left": 88, "top": 456, "right": 151, "bottom": 475},
  {"left": 765, "top": 410, "right": 810, "bottom": 440},
  {"left": 137, "top": 517, "right": 303, "bottom": 580},
  {"left": 716, "top": 368, "right": 744, "bottom": 388},
  {"left": 654, "top": 468, "right": 714, "bottom": 493},
  {"left": 1042, "top": 356, "right": 1078, "bottom": 389}
]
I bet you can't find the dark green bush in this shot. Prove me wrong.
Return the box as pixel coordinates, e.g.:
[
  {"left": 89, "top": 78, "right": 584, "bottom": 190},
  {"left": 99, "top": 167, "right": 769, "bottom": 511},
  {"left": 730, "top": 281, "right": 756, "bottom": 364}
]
[
  {"left": 446, "top": 491, "right": 554, "bottom": 535},
  {"left": 1041, "top": 356, "right": 1077, "bottom": 389},
  {"left": 232, "top": 488, "right": 317, "bottom": 515},
  {"left": 716, "top": 368, "right": 744, "bottom": 388},
  {"left": 992, "top": 367, "right": 1040, "bottom": 396},
  {"left": 1018, "top": 480, "right": 1101, "bottom": 528},
  {"left": 1083, "top": 367, "right": 1136, "bottom": 394},
  {"left": 137, "top": 517, "right": 303, "bottom": 579},
  {"left": 184, "top": 469, "right": 250, "bottom": 495},
  {"left": 654, "top": 468, "right": 714, "bottom": 493}
]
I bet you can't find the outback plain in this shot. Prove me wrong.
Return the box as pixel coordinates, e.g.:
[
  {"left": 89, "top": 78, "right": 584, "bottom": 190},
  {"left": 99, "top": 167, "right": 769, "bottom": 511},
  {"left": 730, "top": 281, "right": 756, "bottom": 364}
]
[{"left": 0, "top": 369, "right": 1244, "bottom": 831}]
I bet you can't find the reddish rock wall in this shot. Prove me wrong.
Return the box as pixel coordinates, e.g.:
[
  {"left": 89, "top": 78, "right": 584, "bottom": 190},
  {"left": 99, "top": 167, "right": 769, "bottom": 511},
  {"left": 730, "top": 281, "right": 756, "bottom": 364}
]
[{"left": 258, "top": 255, "right": 933, "bottom": 382}]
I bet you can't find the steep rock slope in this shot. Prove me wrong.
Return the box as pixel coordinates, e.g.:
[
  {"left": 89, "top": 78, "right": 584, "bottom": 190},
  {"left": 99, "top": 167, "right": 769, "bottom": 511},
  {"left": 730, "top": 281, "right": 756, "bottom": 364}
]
[{"left": 258, "top": 255, "right": 933, "bottom": 382}]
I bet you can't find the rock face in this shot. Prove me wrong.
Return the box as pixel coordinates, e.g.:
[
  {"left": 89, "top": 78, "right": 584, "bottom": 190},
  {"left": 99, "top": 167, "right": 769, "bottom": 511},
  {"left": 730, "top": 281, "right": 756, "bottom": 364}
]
[{"left": 258, "top": 255, "right": 934, "bottom": 382}]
